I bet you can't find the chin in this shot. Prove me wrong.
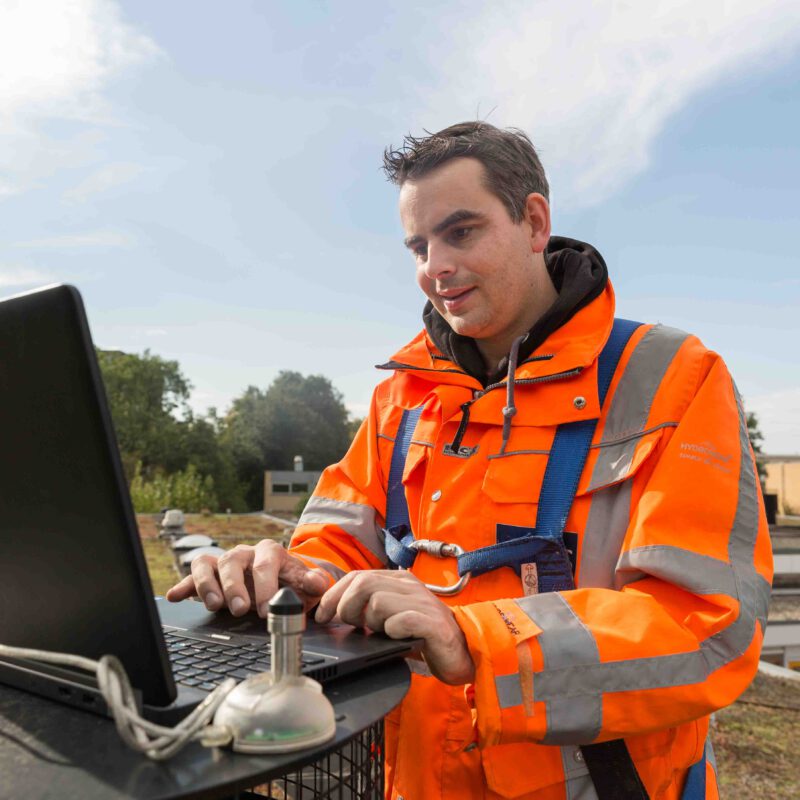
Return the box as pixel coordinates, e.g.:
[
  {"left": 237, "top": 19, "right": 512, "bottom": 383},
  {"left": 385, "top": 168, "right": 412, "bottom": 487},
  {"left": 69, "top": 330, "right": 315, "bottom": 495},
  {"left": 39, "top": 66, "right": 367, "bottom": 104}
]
[{"left": 446, "top": 319, "right": 488, "bottom": 339}]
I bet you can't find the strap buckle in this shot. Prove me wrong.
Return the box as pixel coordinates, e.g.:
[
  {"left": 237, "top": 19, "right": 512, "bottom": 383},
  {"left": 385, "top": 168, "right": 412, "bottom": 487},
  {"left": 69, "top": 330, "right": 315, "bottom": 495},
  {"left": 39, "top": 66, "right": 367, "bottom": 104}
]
[{"left": 404, "top": 539, "right": 472, "bottom": 596}]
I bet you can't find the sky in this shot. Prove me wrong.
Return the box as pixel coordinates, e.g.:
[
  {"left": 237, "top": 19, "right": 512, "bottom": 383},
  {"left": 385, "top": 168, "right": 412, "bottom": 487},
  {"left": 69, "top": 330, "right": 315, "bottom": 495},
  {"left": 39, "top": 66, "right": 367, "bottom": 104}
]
[{"left": 1, "top": 0, "right": 799, "bottom": 453}]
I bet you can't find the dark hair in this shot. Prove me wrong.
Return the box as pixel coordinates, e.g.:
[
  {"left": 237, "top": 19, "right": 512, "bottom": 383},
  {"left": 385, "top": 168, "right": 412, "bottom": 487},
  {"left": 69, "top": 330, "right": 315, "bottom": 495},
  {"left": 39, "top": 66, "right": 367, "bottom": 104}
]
[{"left": 382, "top": 121, "right": 549, "bottom": 222}]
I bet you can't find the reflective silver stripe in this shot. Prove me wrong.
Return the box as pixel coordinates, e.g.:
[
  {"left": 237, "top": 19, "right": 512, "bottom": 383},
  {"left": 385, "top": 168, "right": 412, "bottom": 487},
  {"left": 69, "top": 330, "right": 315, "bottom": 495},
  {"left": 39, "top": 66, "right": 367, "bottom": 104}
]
[
  {"left": 534, "top": 649, "right": 708, "bottom": 697},
  {"left": 515, "top": 593, "right": 602, "bottom": 743},
  {"left": 699, "top": 384, "right": 770, "bottom": 669},
  {"left": 579, "top": 480, "right": 632, "bottom": 589},
  {"left": 587, "top": 325, "right": 688, "bottom": 491},
  {"left": 616, "top": 546, "right": 738, "bottom": 597},
  {"left": 297, "top": 555, "right": 347, "bottom": 582},
  {"left": 565, "top": 776, "right": 599, "bottom": 800},
  {"left": 495, "top": 672, "right": 521, "bottom": 708},
  {"left": 496, "top": 376, "right": 770, "bottom": 703},
  {"left": 297, "top": 496, "right": 387, "bottom": 564},
  {"left": 706, "top": 737, "right": 717, "bottom": 774},
  {"left": 561, "top": 746, "right": 595, "bottom": 800}
]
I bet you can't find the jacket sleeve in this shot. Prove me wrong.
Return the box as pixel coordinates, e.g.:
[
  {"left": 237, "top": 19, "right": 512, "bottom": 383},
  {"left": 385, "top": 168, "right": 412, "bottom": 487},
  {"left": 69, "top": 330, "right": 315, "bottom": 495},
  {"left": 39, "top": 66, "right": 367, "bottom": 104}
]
[
  {"left": 451, "top": 349, "right": 773, "bottom": 747},
  {"left": 288, "top": 384, "right": 390, "bottom": 582}
]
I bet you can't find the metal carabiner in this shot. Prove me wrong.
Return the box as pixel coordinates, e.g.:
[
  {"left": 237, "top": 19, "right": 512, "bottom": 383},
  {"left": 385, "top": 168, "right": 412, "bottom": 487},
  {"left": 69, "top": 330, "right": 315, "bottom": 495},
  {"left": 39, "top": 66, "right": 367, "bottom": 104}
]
[{"left": 405, "top": 539, "right": 472, "bottom": 596}]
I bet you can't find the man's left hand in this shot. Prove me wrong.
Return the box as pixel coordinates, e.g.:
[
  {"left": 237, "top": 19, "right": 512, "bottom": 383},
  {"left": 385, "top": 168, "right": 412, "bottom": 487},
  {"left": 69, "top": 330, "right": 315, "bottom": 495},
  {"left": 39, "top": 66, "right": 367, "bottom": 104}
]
[{"left": 314, "top": 570, "right": 475, "bottom": 685}]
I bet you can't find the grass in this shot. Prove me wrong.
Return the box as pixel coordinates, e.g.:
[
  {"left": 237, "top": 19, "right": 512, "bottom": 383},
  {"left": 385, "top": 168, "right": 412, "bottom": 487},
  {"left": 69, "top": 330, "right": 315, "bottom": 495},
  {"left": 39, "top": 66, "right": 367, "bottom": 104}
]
[{"left": 714, "top": 672, "right": 800, "bottom": 797}]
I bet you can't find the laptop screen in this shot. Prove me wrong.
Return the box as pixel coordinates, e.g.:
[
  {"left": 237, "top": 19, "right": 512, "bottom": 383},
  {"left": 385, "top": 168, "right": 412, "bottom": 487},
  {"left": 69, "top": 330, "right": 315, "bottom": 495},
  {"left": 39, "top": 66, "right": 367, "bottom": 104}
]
[{"left": 0, "top": 285, "right": 175, "bottom": 706}]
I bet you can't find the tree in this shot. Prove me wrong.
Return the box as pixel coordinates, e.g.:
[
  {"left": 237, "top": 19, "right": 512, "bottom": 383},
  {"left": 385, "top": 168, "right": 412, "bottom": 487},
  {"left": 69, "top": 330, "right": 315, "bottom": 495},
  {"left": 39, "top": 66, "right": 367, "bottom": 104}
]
[
  {"left": 97, "top": 349, "right": 248, "bottom": 510},
  {"left": 97, "top": 349, "right": 192, "bottom": 479},
  {"left": 178, "top": 411, "right": 247, "bottom": 511},
  {"left": 224, "top": 371, "right": 352, "bottom": 509}
]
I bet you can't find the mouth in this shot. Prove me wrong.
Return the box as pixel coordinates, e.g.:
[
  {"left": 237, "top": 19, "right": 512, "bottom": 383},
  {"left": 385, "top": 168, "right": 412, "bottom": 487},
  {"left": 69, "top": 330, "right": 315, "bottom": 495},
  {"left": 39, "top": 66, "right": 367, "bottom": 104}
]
[{"left": 438, "top": 286, "right": 475, "bottom": 313}]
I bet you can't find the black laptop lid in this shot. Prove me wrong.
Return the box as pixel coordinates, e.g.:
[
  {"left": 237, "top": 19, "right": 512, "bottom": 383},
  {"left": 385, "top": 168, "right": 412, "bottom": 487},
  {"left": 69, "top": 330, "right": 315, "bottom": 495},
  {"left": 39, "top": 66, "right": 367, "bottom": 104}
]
[{"left": 0, "top": 285, "right": 175, "bottom": 706}]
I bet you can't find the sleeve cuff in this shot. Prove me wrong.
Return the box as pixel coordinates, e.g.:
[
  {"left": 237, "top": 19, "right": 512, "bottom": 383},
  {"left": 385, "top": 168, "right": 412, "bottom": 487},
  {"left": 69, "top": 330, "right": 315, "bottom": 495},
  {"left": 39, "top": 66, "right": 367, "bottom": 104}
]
[{"left": 453, "top": 599, "right": 544, "bottom": 746}]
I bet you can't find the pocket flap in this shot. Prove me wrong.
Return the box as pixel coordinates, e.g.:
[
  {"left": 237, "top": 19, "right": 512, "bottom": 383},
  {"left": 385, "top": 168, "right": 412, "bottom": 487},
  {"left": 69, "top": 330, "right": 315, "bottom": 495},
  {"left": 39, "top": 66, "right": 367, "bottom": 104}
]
[{"left": 578, "top": 426, "right": 666, "bottom": 495}]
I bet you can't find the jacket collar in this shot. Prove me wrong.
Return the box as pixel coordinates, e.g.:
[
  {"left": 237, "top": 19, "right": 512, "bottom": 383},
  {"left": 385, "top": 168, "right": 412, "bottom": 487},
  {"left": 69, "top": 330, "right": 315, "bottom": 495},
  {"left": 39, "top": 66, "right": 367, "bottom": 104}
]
[
  {"left": 377, "top": 281, "right": 616, "bottom": 387},
  {"left": 375, "top": 282, "right": 617, "bottom": 427}
]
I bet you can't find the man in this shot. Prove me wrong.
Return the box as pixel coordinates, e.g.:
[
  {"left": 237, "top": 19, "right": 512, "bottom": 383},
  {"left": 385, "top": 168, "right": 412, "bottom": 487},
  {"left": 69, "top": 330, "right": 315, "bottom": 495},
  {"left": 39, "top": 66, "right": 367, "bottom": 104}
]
[{"left": 168, "top": 122, "right": 772, "bottom": 799}]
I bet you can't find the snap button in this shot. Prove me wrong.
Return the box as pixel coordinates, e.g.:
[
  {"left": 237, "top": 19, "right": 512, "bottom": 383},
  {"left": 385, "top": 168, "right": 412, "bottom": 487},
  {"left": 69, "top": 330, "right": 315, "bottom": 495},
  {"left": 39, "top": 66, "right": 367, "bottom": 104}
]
[
  {"left": 573, "top": 748, "right": 584, "bottom": 763},
  {"left": 573, "top": 396, "right": 587, "bottom": 410},
  {"left": 431, "top": 490, "right": 442, "bottom": 502}
]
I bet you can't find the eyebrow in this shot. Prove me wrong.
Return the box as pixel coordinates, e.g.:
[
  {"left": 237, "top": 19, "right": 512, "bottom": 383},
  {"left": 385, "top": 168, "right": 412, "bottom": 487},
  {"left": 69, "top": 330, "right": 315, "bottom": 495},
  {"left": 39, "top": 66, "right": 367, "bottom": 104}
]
[{"left": 403, "top": 209, "right": 486, "bottom": 249}]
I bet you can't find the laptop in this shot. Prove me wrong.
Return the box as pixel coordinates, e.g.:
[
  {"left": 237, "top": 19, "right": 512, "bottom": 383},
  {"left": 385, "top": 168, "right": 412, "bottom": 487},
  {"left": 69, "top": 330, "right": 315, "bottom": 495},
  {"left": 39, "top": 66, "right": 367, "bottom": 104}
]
[{"left": 0, "top": 284, "right": 418, "bottom": 725}]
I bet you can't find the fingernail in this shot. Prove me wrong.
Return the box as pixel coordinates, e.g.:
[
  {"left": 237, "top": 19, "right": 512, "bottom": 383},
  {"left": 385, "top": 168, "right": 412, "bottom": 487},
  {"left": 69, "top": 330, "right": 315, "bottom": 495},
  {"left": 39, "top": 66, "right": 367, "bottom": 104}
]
[
  {"left": 205, "top": 592, "right": 221, "bottom": 609},
  {"left": 258, "top": 602, "right": 270, "bottom": 618},
  {"left": 231, "top": 596, "right": 246, "bottom": 614}
]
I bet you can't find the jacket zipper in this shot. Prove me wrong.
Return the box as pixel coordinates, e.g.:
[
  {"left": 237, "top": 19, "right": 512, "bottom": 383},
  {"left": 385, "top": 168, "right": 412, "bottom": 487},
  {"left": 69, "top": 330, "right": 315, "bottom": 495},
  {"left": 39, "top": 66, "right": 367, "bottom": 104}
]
[
  {"left": 480, "top": 366, "right": 583, "bottom": 396},
  {"left": 447, "top": 367, "right": 584, "bottom": 452}
]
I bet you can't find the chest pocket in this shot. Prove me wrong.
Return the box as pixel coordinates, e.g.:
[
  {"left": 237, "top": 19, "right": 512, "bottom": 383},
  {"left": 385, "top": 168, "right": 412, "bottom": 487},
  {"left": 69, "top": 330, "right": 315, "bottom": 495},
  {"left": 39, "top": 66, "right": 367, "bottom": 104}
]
[{"left": 481, "top": 448, "right": 549, "bottom": 505}]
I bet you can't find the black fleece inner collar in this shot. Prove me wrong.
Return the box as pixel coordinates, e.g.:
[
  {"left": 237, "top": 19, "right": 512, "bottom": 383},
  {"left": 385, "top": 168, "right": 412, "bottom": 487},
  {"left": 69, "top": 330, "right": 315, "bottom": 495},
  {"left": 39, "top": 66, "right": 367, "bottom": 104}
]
[{"left": 423, "top": 236, "right": 609, "bottom": 386}]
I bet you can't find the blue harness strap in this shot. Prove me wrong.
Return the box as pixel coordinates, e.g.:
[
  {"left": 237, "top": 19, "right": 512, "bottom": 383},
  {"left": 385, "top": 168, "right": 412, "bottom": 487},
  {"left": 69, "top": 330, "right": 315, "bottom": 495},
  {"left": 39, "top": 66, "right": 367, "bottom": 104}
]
[
  {"left": 535, "top": 316, "right": 641, "bottom": 539},
  {"left": 384, "top": 407, "right": 424, "bottom": 568},
  {"left": 384, "top": 318, "right": 641, "bottom": 582},
  {"left": 681, "top": 750, "right": 706, "bottom": 800}
]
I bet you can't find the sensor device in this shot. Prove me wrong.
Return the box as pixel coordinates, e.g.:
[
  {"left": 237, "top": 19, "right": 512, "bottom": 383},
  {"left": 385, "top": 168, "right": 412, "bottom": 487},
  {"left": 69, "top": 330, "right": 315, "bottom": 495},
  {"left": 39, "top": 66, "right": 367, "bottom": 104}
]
[{"left": 213, "top": 588, "right": 336, "bottom": 754}]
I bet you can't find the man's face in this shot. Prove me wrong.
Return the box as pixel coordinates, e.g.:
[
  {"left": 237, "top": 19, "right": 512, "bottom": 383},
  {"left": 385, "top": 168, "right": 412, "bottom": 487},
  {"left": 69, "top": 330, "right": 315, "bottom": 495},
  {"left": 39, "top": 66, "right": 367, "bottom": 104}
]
[{"left": 399, "top": 157, "right": 551, "bottom": 360}]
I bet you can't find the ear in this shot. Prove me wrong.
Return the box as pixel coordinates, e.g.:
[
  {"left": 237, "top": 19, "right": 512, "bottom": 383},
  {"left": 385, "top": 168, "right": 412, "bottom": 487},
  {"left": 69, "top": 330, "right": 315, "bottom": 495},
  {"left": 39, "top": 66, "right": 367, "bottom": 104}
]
[{"left": 524, "top": 193, "right": 551, "bottom": 254}]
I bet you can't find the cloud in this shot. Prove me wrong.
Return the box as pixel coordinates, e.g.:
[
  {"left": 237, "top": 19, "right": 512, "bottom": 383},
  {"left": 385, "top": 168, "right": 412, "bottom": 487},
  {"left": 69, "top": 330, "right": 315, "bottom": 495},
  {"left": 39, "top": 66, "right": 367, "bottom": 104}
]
[
  {"left": 406, "top": 0, "right": 800, "bottom": 209},
  {"left": 15, "top": 230, "right": 136, "bottom": 248},
  {"left": 63, "top": 162, "right": 147, "bottom": 203},
  {"left": 0, "top": 265, "right": 56, "bottom": 288},
  {"left": 746, "top": 388, "right": 800, "bottom": 455},
  {"left": 0, "top": 0, "right": 160, "bottom": 195}
]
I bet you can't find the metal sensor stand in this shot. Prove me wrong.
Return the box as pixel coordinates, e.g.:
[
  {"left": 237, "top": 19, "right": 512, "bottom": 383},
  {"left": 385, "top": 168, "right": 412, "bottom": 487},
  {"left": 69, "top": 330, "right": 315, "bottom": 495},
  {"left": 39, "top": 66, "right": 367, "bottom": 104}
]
[{"left": 213, "top": 588, "right": 336, "bottom": 754}]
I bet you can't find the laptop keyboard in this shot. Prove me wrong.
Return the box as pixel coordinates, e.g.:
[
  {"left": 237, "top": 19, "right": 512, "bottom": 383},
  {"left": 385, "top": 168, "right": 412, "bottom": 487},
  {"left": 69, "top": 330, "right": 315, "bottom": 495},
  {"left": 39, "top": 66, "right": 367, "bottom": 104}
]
[{"left": 164, "top": 630, "right": 326, "bottom": 690}]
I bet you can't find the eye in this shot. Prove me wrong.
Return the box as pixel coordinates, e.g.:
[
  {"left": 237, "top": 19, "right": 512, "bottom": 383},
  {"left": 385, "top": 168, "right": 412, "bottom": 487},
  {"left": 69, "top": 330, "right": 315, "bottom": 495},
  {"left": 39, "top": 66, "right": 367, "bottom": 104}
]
[
  {"left": 450, "top": 226, "right": 472, "bottom": 242},
  {"left": 412, "top": 243, "right": 428, "bottom": 261}
]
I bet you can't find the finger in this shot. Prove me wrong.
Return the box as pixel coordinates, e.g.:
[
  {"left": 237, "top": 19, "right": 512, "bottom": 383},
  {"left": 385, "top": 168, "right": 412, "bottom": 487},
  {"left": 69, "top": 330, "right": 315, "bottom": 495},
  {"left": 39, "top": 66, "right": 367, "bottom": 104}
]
[
  {"left": 314, "top": 570, "right": 363, "bottom": 623},
  {"left": 361, "top": 591, "right": 423, "bottom": 633},
  {"left": 298, "top": 567, "right": 332, "bottom": 597},
  {"left": 216, "top": 546, "right": 255, "bottom": 616},
  {"left": 383, "top": 608, "right": 430, "bottom": 641},
  {"left": 165, "top": 573, "right": 198, "bottom": 602},
  {"left": 250, "top": 540, "right": 286, "bottom": 617},
  {"left": 315, "top": 570, "right": 421, "bottom": 624},
  {"left": 189, "top": 556, "right": 225, "bottom": 611}
]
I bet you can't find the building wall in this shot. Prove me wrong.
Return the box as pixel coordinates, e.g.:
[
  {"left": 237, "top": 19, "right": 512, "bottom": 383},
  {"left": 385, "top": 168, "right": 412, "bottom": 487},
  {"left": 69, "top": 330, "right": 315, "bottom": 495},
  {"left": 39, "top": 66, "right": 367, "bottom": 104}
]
[
  {"left": 765, "top": 459, "right": 800, "bottom": 515},
  {"left": 263, "top": 469, "right": 322, "bottom": 513}
]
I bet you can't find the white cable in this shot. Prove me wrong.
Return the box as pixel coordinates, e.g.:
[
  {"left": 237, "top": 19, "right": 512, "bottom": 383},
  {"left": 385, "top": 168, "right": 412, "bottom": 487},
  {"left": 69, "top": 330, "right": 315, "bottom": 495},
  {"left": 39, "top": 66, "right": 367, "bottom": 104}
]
[{"left": 0, "top": 643, "right": 236, "bottom": 760}]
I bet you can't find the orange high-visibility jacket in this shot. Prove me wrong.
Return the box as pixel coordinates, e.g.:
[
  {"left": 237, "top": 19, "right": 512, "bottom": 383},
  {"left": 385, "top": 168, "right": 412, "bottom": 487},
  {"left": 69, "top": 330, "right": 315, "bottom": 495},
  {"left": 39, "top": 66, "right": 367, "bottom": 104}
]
[{"left": 290, "top": 282, "right": 772, "bottom": 800}]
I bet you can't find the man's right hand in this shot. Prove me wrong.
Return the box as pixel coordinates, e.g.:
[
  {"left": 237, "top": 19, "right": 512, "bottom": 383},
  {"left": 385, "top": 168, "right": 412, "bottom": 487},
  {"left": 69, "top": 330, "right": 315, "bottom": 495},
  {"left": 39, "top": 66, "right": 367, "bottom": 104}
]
[{"left": 165, "top": 539, "right": 330, "bottom": 617}]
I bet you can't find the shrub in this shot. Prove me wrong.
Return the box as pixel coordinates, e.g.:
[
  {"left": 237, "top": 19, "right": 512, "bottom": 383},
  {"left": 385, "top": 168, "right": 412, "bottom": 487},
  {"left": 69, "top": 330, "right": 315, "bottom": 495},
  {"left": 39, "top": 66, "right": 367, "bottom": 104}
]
[{"left": 129, "top": 461, "right": 219, "bottom": 513}]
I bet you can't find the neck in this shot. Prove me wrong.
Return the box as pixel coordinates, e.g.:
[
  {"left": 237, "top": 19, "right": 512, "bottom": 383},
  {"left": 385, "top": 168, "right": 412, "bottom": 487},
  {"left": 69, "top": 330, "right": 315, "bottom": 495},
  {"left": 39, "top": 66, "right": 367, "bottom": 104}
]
[{"left": 476, "top": 265, "right": 558, "bottom": 374}]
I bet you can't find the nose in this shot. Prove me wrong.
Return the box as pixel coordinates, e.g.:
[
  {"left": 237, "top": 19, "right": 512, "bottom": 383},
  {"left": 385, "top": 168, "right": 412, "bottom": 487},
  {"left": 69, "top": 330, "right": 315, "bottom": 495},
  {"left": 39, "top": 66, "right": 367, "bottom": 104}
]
[{"left": 421, "top": 242, "right": 456, "bottom": 281}]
